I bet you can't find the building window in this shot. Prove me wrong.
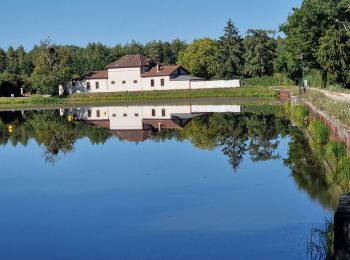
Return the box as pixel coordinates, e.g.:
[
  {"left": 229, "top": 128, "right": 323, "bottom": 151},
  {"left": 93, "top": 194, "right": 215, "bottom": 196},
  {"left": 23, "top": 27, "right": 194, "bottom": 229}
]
[
  {"left": 88, "top": 110, "right": 91, "bottom": 117},
  {"left": 96, "top": 110, "right": 100, "bottom": 118},
  {"left": 134, "top": 80, "right": 138, "bottom": 84},
  {"left": 152, "top": 109, "right": 156, "bottom": 117},
  {"left": 95, "top": 82, "right": 99, "bottom": 89},
  {"left": 87, "top": 82, "right": 91, "bottom": 90},
  {"left": 151, "top": 79, "right": 155, "bottom": 87},
  {"left": 161, "top": 79, "right": 165, "bottom": 87},
  {"left": 122, "top": 81, "right": 126, "bottom": 84},
  {"left": 112, "top": 114, "right": 116, "bottom": 117},
  {"left": 111, "top": 81, "right": 115, "bottom": 85},
  {"left": 162, "top": 109, "right": 166, "bottom": 117},
  {"left": 135, "top": 113, "right": 139, "bottom": 117},
  {"left": 123, "top": 113, "right": 127, "bottom": 117}
]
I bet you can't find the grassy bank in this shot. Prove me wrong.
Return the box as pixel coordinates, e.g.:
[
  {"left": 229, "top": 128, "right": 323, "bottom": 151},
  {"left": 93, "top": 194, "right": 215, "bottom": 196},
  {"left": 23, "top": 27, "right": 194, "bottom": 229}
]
[
  {"left": 304, "top": 90, "right": 350, "bottom": 128},
  {"left": 0, "top": 87, "right": 281, "bottom": 109},
  {"left": 287, "top": 103, "right": 350, "bottom": 190}
]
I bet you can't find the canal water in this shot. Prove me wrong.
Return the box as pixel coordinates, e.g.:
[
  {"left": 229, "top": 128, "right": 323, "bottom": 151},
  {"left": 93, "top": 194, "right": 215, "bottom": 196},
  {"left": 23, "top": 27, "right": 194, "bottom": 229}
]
[{"left": 0, "top": 102, "right": 335, "bottom": 259}]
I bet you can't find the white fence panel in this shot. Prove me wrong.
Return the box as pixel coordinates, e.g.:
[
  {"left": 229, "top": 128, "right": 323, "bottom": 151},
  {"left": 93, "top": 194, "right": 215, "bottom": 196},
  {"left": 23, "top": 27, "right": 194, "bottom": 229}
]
[
  {"left": 191, "top": 80, "right": 240, "bottom": 89},
  {"left": 191, "top": 105, "right": 241, "bottom": 113}
]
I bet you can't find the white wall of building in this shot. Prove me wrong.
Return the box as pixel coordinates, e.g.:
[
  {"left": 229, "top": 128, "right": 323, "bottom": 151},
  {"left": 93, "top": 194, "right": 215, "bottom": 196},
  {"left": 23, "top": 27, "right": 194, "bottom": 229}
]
[
  {"left": 107, "top": 68, "right": 143, "bottom": 92},
  {"left": 109, "top": 106, "right": 144, "bottom": 130},
  {"left": 83, "top": 79, "right": 109, "bottom": 93},
  {"left": 85, "top": 107, "right": 110, "bottom": 120},
  {"left": 191, "top": 80, "right": 241, "bottom": 89},
  {"left": 141, "top": 76, "right": 190, "bottom": 91},
  {"left": 191, "top": 105, "right": 241, "bottom": 113}
]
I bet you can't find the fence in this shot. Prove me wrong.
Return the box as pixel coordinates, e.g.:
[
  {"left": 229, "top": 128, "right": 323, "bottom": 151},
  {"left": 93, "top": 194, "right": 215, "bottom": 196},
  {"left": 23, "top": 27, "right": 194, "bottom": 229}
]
[{"left": 191, "top": 80, "right": 241, "bottom": 89}]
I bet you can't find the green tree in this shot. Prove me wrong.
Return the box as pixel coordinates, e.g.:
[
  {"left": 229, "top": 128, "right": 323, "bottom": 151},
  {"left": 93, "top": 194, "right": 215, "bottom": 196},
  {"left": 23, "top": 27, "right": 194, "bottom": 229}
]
[
  {"left": 178, "top": 38, "right": 220, "bottom": 79},
  {"left": 243, "top": 29, "right": 276, "bottom": 77},
  {"left": 0, "top": 48, "right": 7, "bottom": 72},
  {"left": 171, "top": 39, "right": 188, "bottom": 64},
  {"left": 273, "top": 37, "right": 300, "bottom": 79},
  {"left": 216, "top": 19, "right": 244, "bottom": 79},
  {"left": 317, "top": 25, "right": 350, "bottom": 86},
  {"left": 31, "top": 39, "right": 73, "bottom": 95}
]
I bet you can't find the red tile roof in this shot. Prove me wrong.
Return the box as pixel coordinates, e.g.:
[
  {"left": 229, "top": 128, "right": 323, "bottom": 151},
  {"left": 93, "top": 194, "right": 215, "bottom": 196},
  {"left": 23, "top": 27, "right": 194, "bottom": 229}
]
[
  {"left": 141, "top": 65, "right": 187, "bottom": 77},
  {"left": 105, "top": 54, "right": 156, "bottom": 69},
  {"left": 86, "top": 120, "right": 110, "bottom": 128},
  {"left": 110, "top": 130, "right": 151, "bottom": 143},
  {"left": 143, "top": 119, "right": 183, "bottom": 129},
  {"left": 83, "top": 71, "right": 108, "bottom": 80}
]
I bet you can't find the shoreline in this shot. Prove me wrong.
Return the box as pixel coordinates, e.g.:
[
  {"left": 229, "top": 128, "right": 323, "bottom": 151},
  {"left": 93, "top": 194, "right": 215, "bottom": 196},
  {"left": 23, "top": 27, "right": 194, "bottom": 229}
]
[{"left": 0, "top": 87, "right": 291, "bottom": 110}]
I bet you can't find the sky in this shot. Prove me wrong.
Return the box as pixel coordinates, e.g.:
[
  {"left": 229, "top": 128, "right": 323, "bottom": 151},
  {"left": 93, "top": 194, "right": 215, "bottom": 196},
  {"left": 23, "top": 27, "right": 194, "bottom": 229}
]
[{"left": 1, "top": 0, "right": 302, "bottom": 50}]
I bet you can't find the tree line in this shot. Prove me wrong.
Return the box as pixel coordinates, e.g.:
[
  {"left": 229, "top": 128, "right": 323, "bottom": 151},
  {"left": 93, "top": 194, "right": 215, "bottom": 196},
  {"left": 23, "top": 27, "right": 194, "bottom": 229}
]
[{"left": 0, "top": 0, "right": 349, "bottom": 96}]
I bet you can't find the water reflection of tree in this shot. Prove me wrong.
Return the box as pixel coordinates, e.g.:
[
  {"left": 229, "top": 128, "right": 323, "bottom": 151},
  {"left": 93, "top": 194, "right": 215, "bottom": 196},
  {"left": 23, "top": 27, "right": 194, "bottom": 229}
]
[
  {"left": 0, "top": 110, "right": 111, "bottom": 164},
  {"left": 152, "top": 112, "right": 287, "bottom": 171},
  {"left": 284, "top": 127, "right": 342, "bottom": 210}
]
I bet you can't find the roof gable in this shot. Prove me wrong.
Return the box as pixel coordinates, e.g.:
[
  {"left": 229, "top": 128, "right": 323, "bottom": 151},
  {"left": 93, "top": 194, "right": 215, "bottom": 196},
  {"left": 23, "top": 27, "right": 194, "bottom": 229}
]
[
  {"left": 83, "top": 71, "right": 108, "bottom": 80},
  {"left": 141, "top": 65, "right": 189, "bottom": 77},
  {"left": 105, "top": 54, "right": 156, "bottom": 69}
]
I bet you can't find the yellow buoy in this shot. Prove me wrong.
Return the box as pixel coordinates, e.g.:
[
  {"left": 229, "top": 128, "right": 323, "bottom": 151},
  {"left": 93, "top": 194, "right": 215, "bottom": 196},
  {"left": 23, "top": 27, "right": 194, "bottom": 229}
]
[
  {"left": 68, "top": 115, "right": 74, "bottom": 122},
  {"left": 8, "top": 125, "right": 14, "bottom": 134}
]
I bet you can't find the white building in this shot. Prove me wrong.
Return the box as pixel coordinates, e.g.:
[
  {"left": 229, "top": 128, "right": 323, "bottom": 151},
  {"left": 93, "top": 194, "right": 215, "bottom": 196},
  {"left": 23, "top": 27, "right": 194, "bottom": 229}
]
[
  {"left": 61, "top": 104, "right": 242, "bottom": 142},
  {"left": 63, "top": 54, "right": 240, "bottom": 94}
]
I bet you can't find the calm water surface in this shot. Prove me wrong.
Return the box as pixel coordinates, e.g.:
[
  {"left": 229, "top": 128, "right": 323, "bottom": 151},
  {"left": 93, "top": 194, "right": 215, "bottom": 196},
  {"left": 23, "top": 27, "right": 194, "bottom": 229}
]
[{"left": 0, "top": 103, "right": 335, "bottom": 259}]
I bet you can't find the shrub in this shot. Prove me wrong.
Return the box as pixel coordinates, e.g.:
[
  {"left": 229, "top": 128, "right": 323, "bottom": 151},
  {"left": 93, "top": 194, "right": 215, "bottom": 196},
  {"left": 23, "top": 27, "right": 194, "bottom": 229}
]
[
  {"left": 307, "top": 120, "right": 329, "bottom": 144},
  {"left": 324, "top": 141, "right": 347, "bottom": 170}
]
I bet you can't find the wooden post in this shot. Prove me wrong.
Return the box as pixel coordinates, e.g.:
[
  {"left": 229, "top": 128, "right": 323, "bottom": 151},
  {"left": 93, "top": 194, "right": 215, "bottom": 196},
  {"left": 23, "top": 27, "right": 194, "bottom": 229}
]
[{"left": 334, "top": 193, "right": 350, "bottom": 260}]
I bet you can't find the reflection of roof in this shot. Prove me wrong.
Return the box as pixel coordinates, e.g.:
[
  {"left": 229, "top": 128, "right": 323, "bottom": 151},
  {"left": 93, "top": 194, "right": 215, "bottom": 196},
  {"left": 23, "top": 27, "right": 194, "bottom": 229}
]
[
  {"left": 83, "top": 71, "right": 108, "bottom": 80},
  {"left": 141, "top": 65, "right": 186, "bottom": 77},
  {"left": 86, "top": 120, "right": 110, "bottom": 128},
  {"left": 143, "top": 119, "right": 183, "bottom": 129},
  {"left": 110, "top": 130, "right": 151, "bottom": 143},
  {"left": 171, "top": 75, "right": 204, "bottom": 81},
  {"left": 105, "top": 54, "right": 156, "bottom": 69}
]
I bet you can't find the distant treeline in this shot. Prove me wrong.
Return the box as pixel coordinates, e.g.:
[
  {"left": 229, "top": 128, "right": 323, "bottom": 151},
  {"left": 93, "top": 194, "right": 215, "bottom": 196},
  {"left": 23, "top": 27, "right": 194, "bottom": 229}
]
[{"left": 0, "top": 0, "right": 349, "bottom": 96}]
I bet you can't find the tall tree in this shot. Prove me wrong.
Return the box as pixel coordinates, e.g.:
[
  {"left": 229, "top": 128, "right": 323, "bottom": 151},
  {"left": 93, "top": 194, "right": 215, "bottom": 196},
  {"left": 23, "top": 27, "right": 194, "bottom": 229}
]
[
  {"left": 216, "top": 19, "right": 244, "bottom": 79},
  {"left": 243, "top": 29, "right": 276, "bottom": 77},
  {"left": 317, "top": 25, "right": 350, "bottom": 87}
]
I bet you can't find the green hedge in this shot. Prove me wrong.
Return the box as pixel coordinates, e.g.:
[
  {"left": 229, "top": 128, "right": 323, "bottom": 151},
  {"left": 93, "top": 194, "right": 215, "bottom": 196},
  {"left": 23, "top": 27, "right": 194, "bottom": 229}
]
[{"left": 241, "top": 73, "right": 295, "bottom": 87}]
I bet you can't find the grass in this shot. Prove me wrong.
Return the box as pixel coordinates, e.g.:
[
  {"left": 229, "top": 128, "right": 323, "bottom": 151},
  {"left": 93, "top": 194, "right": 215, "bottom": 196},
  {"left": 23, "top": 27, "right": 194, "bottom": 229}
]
[
  {"left": 335, "top": 157, "right": 350, "bottom": 185},
  {"left": 324, "top": 141, "right": 347, "bottom": 171},
  {"left": 304, "top": 90, "right": 350, "bottom": 127},
  {"left": 0, "top": 87, "right": 280, "bottom": 109},
  {"left": 307, "top": 120, "right": 330, "bottom": 144}
]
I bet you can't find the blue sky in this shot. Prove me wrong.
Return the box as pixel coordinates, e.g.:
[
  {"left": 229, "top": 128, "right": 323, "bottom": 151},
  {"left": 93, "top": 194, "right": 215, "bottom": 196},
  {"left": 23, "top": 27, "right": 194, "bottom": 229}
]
[{"left": 1, "top": 0, "right": 302, "bottom": 50}]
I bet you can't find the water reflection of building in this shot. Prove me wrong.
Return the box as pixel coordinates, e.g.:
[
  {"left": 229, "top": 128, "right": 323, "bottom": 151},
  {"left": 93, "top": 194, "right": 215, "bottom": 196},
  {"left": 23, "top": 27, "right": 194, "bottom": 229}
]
[{"left": 60, "top": 105, "right": 241, "bottom": 142}]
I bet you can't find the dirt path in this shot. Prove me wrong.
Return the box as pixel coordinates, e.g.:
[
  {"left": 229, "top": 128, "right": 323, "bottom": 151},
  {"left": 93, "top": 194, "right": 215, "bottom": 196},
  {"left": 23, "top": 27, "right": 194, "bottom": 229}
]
[{"left": 310, "top": 88, "right": 350, "bottom": 102}]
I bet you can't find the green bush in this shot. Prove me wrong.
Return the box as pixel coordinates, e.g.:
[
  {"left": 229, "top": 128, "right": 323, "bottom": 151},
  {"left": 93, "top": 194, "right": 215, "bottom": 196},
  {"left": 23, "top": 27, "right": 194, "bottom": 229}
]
[
  {"left": 307, "top": 120, "right": 329, "bottom": 144},
  {"left": 290, "top": 105, "right": 309, "bottom": 127},
  {"left": 241, "top": 73, "right": 295, "bottom": 87},
  {"left": 324, "top": 141, "right": 347, "bottom": 170}
]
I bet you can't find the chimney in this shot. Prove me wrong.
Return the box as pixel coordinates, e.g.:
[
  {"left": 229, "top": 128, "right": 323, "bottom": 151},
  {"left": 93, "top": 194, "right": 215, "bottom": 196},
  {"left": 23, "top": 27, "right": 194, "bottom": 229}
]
[{"left": 156, "top": 64, "right": 160, "bottom": 72}]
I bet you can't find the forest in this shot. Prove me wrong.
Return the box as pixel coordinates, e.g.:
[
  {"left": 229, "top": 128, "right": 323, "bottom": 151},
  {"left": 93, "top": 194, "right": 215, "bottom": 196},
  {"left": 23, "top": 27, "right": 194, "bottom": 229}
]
[{"left": 0, "top": 0, "right": 349, "bottom": 96}]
